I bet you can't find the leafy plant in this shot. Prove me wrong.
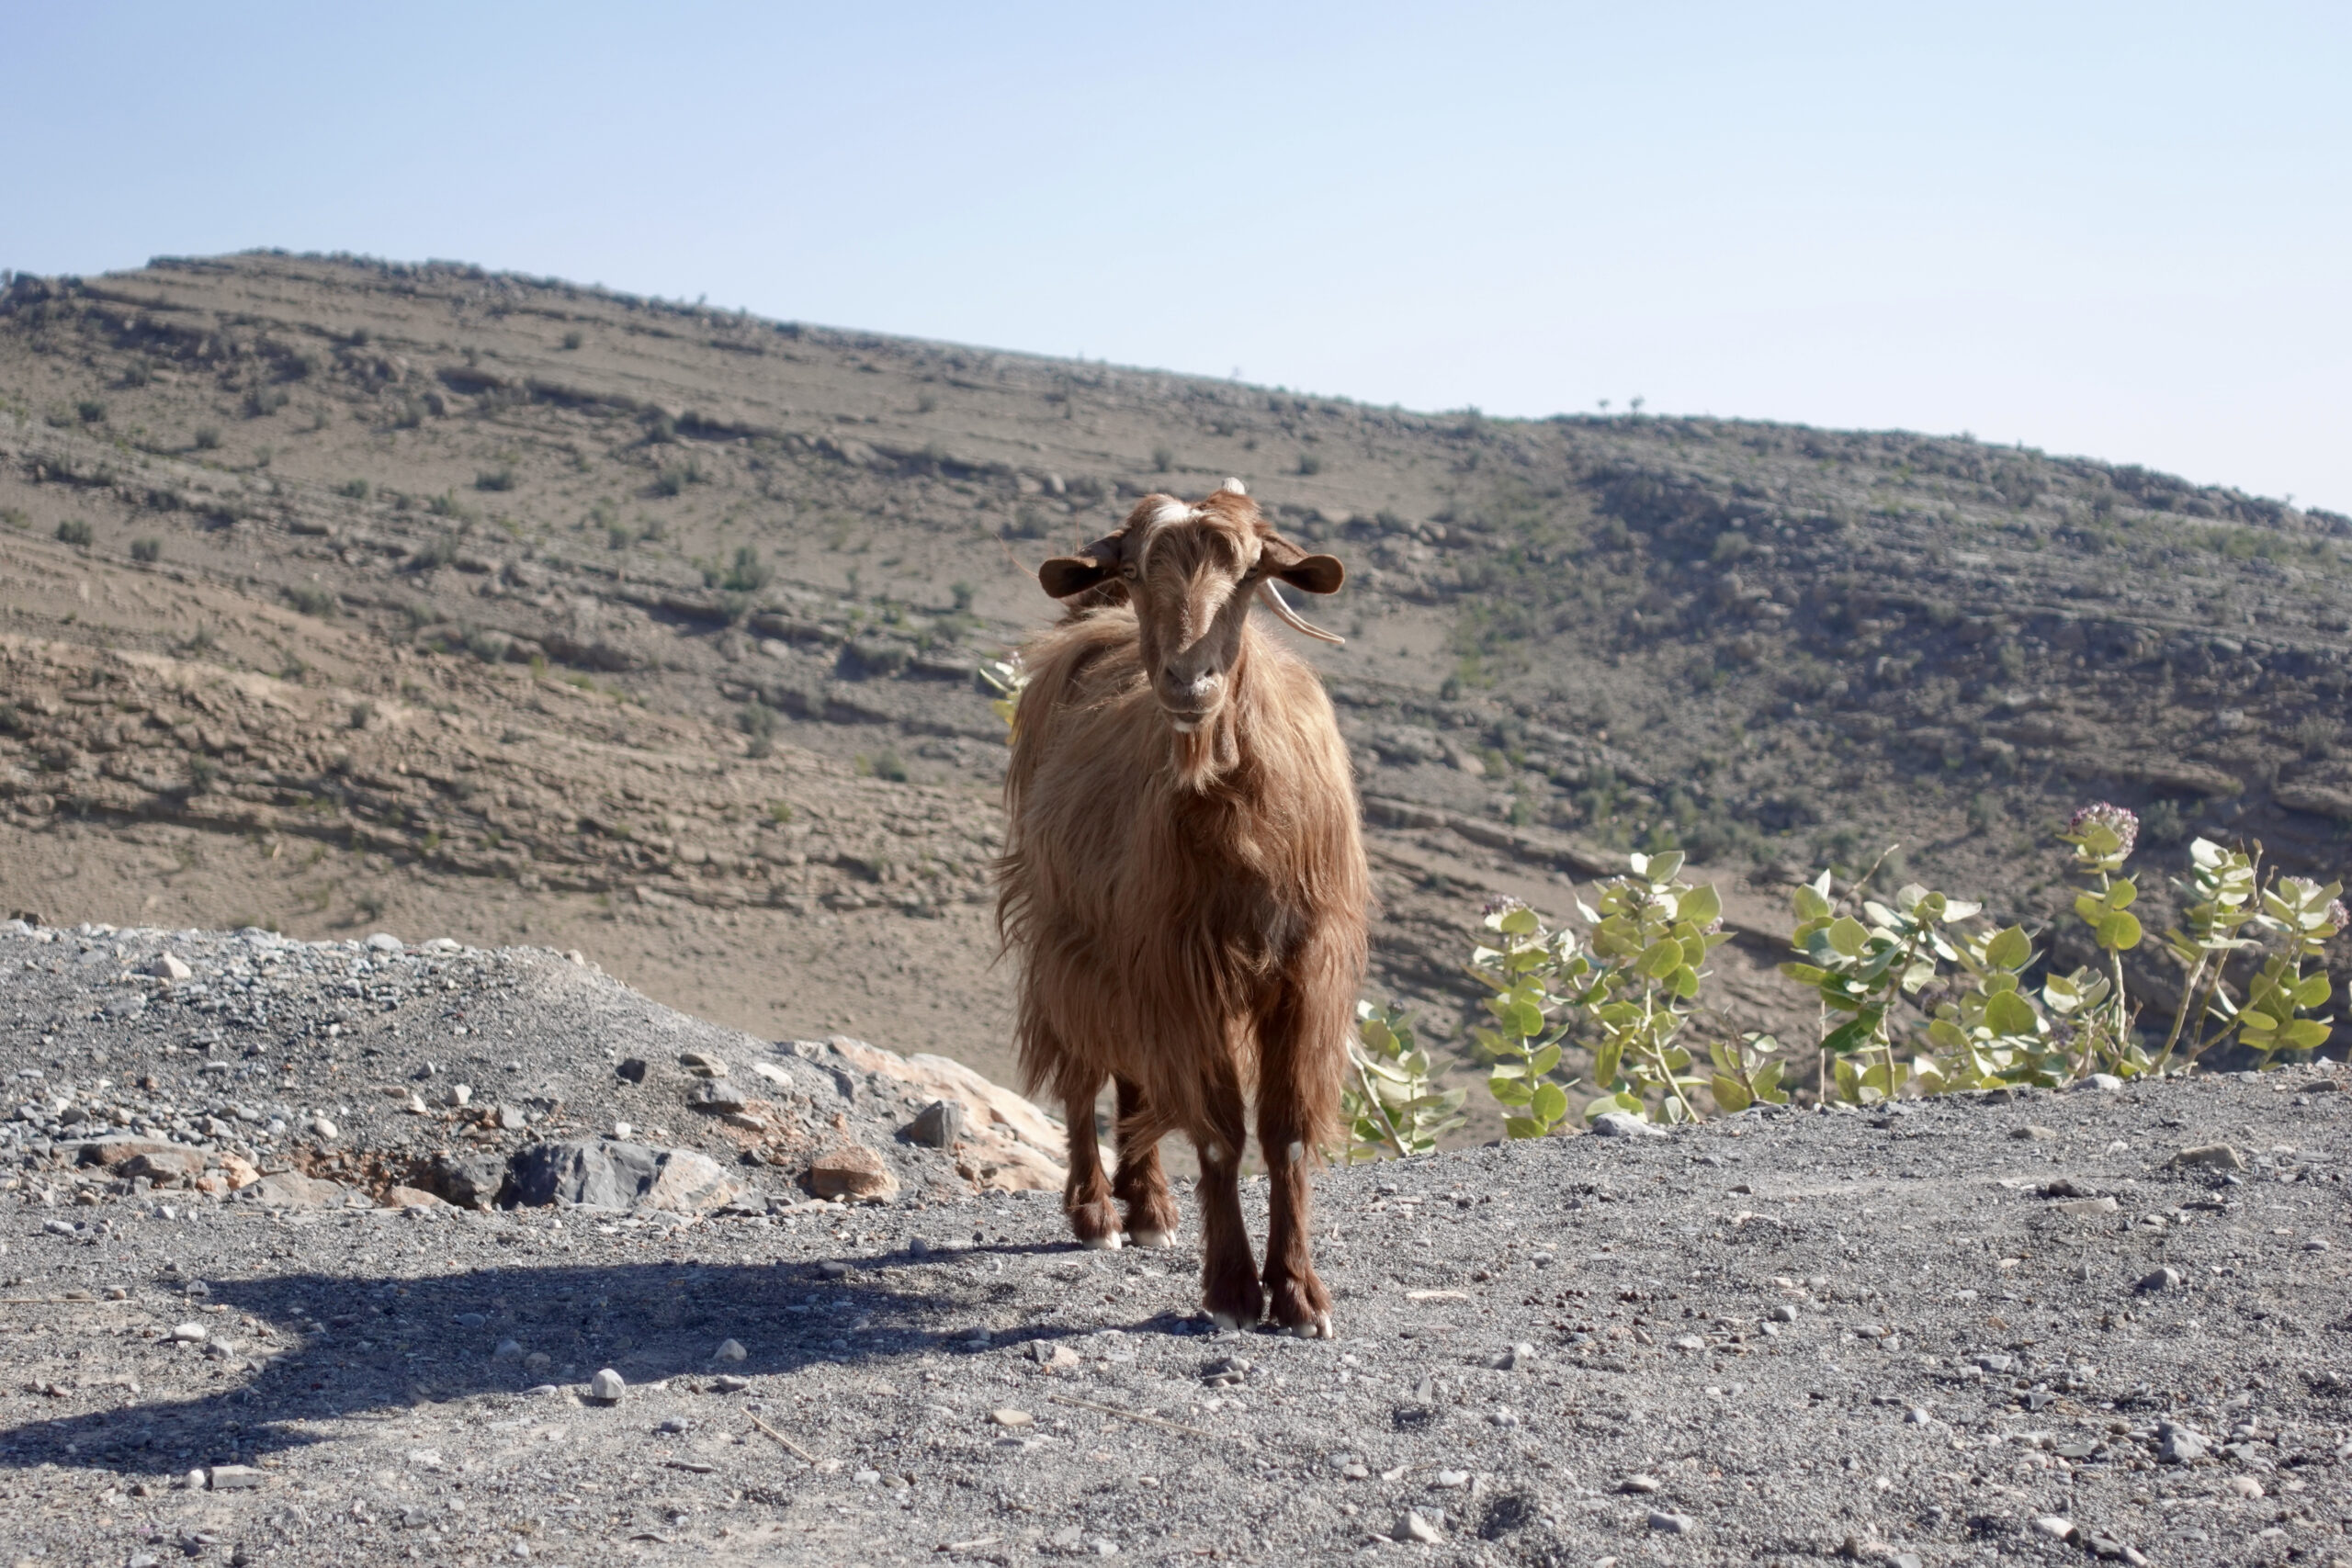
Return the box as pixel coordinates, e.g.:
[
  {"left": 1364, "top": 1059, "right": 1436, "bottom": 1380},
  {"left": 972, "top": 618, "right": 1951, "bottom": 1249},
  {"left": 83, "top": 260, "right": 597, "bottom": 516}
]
[
  {"left": 130, "top": 536, "right": 161, "bottom": 563},
  {"left": 720, "top": 544, "right": 773, "bottom": 592},
  {"left": 1465, "top": 852, "right": 1726, "bottom": 1132},
  {"left": 1340, "top": 1001, "right": 1465, "bottom": 1162},
  {"left": 55, "top": 518, "right": 93, "bottom": 547},
  {"left": 979, "top": 655, "right": 1027, "bottom": 737},
  {"left": 2154, "top": 838, "right": 2342, "bottom": 1072}
]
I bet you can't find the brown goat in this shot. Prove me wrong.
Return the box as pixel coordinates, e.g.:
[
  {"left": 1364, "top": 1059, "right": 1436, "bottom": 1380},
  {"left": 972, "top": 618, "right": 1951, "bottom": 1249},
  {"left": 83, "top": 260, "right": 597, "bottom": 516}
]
[{"left": 995, "top": 480, "right": 1369, "bottom": 1337}]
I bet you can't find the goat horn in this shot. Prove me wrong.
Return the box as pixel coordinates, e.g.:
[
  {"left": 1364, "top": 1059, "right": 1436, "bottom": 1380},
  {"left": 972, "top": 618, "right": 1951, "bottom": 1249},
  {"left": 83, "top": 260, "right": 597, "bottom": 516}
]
[{"left": 1257, "top": 580, "right": 1346, "bottom": 646}]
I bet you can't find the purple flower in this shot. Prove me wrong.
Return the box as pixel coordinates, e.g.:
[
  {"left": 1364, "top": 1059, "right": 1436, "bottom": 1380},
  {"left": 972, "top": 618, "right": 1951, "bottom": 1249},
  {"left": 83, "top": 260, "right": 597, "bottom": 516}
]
[
  {"left": 2067, "top": 802, "right": 2140, "bottom": 860},
  {"left": 2327, "top": 899, "right": 2349, "bottom": 934},
  {"left": 1482, "top": 895, "right": 1529, "bottom": 919}
]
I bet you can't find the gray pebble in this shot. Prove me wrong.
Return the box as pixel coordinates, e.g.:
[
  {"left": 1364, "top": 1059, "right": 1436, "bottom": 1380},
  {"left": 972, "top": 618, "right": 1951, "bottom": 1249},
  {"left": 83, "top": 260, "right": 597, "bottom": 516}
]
[
  {"left": 1648, "top": 1511, "right": 1697, "bottom": 1534},
  {"left": 589, "top": 1368, "right": 625, "bottom": 1402}
]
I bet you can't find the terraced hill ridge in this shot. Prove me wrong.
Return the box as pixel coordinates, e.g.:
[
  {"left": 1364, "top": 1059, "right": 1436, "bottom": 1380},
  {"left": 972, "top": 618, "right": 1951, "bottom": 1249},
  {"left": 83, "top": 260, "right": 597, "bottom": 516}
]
[{"left": 2, "top": 252, "right": 2348, "bottom": 1109}]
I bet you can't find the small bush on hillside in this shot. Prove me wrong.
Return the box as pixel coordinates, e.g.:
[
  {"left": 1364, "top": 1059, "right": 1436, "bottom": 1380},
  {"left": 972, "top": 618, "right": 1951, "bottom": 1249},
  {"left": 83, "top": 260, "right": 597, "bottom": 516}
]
[
  {"left": 339, "top": 478, "right": 371, "bottom": 501},
  {"left": 561, "top": 330, "right": 583, "bottom": 351},
  {"left": 76, "top": 399, "right": 107, "bottom": 424},
  {"left": 55, "top": 519, "right": 93, "bottom": 547},
  {"left": 1152, "top": 445, "right": 1174, "bottom": 473},
  {"left": 720, "top": 545, "right": 772, "bottom": 592},
  {"left": 1393, "top": 805, "right": 2349, "bottom": 1145},
  {"left": 1340, "top": 1002, "right": 1465, "bottom": 1162},
  {"left": 243, "top": 385, "right": 288, "bottom": 418},
  {"left": 191, "top": 425, "right": 221, "bottom": 451},
  {"left": 475, "top": 465, "right": 516, "bottom": 492},
  {"left": 130, "top": 536, "right": 162, "bottom": 563},
  {"left": 0, "top": 508, "right": 27, "bottom": 531},
  {"left": 1296, "top": 452, "right": 1323, "bottom": 476},
  {"left": 287, "top": 585, "right": 337, "bottom": 618}
]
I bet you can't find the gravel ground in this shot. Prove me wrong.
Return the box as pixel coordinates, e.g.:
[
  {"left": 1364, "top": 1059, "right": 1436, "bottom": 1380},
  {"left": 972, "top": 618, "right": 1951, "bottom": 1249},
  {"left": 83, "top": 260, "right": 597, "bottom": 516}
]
[{"left": 4, "top": 926, "right": 2350, "bottom": 1567}]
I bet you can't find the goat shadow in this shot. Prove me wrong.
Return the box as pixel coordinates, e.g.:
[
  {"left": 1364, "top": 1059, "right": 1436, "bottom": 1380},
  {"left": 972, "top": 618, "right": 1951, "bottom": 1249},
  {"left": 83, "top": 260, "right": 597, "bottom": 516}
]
[{"left": 0, "top": 1235, "right": 1212, "bottom": 1477}]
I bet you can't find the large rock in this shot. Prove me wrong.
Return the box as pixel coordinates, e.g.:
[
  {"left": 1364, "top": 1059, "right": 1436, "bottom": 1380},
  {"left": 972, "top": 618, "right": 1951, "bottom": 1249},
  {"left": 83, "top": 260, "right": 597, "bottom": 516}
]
[
  {"left": 822, "top": 1036, "right": 1066, "bottom": 1192},
  {"left": 73, "top": 1136, "right": 190, "bottom": 1170},
  {"left": 641, "top": 1148, "right": 748, "bottom": 1213},
  {"left": 506, "top": 1140, "right": 748, "bottom": 1213},
  {"left": 240, "top": 1172, "right": 351, "bottom": 1210},
  {"left": 428, "top": 1150, "right": 512, "bottom": 1210},
  {"left": 805, "top": 1143, "right": 902, "bottom": 1203},
  {"left": 122, "top": 1148, "right": 209, "bottom": 1183}
]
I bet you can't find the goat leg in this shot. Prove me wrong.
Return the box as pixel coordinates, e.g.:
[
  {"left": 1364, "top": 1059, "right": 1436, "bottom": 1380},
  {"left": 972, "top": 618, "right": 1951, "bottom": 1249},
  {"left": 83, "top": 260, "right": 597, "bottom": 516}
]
[
  {"left": 1111, "top": 1077, "right": 1179, "bottom": 1247},
  {"left": 1056, "top": 1065, "right": 1122, "bottom": 1250},
  {"left": 1193, "top": 1075, "right": 1261, "bottom": 1329}
]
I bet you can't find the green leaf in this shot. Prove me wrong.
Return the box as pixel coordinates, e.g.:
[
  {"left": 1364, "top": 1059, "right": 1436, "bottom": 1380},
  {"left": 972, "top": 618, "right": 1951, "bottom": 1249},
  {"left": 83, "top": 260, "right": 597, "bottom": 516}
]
[
  {"left": 1530, "top": 1082, "right": 1569, "bottom": 1124},
  {"left": 1752, "top": 1059, "right": 1789, "bottom": 1103},
  {"left": 1821, "top": 1010, "right": 1881, "bottom": 1056},
  {"left": 1528, "top": 1042, "right": 1563, "bottom": 1077},
  {"left": 1984, "top": 988, "right": 2040, "bottom": 1037},
  {"left": 1711, "top": 1074, "right": 1751, "bottom": 1113},
  {"left": 1503, "top": 998, "right": 1545, "bottom": 1038},
  {"left": 1498, "top": 906, "right": 1539, "bottom": 936},
  {"left": 1793, "top": 883, "right": 1833, "bottom": 921},
  {"left": 1826, "top": 916, "right": 1868, "bottom": 958},
  {"left": 1985, "top": 925, "right": 2031, "bottom": 970},
  {"left": 2283, "top": 1019, "right": 2333, "bottom": 1049},
  {"left": 1487, "top": 1075, "right": 1534, "bottom": 1106},
  {"left": 2106, "top": 878, "right": 2138, "bottom": 909},
  {"left": 1638, "top": 939, "right": 1682, "bottom": 978},
  {"left": 1779, "top": 962, "right": 1828, "bottom": 986},
  {"left": 1669, "top": 964, "right": 1701, "bottom": 999},
  {"left": 1679, "top": 884, "right": 1722, "bottom": 929},
  {"left": 2293, "top": 973, "right": 2332, "bottom": 1009},
  {"left": 1645, "top": 850, "right": 1686, "bottom": 883},
  {"left": 1502, "top": 1116, "right": 1544, "bottom": 1139},
  {"left": 2098, "top": 911, "right": 2143, "bottom": 952}
]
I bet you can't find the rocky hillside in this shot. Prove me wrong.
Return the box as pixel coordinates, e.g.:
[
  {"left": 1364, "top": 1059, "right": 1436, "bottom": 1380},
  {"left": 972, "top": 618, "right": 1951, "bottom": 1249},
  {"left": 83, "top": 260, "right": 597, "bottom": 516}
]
[{"left": 2, "top": 251, "right": 2346, "bottom": 1104}]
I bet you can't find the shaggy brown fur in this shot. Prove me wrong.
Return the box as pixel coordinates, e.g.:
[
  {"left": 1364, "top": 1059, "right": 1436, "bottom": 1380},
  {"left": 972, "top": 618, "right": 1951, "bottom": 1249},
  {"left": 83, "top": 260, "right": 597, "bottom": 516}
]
[{"left": 996, "top": 483, "right": 1369, "bottom": 1336}]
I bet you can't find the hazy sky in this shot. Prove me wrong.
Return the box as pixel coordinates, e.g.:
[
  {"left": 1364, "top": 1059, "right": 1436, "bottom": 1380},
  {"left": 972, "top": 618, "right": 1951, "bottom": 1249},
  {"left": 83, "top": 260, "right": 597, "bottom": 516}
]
[{"left": 6, "top": 3, "right": 2346, "bottom": 509}]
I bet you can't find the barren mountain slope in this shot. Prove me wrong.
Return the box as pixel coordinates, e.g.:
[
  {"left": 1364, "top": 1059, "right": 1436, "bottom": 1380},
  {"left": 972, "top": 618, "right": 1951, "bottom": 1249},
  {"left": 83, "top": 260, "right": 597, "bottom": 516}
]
[{"left": 2, "top": 252, "right": 2347, "bottom": 1100}]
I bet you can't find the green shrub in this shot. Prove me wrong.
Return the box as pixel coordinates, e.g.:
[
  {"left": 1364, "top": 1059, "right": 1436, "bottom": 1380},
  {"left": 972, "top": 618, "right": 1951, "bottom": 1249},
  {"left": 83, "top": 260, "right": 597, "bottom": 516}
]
[
  {"left": 720, "top": 544, "right": 772, "bottom": 592},
  {"left": 339, "top": 478, "right": 371, "bottom": 501},
  {"left": 1296, "top": 451, "right": 1322, "bottom": 476},
  {"left": 130, "top": 536, "right": 162, "bottom": 563},
  {"left": 1339, "top": 1002, "right": 1464, "bottom": 1162},
  {"left": 561, "top": 330, "right": 583, "bottom": 351},
  {"left": 191, "top": 425, "right": 221, "bottom": 451},
  {"left": 76, "top": 399, "right": 107, "bottom": 424},
  {"left": 243, "top": 385, "right": 288, "bottom": 418},
  {"left": 287, "top": 585, "right": 337, "bottom": 617},
  {"left": 0, "top": 508, "right": 27, "bottom": 531},
  {"left": 475, "top": 465, "right": 516, "bottom": 492},
  {"left": 55, "top": 519, "right": 93, "bottom": 547},
  {"left": 1151, "top": 445, "right": 1174, "bottom": 473}
]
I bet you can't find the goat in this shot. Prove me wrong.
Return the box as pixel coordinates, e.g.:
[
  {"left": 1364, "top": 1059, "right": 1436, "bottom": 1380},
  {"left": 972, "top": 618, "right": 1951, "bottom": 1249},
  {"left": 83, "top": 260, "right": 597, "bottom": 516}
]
[{"left": 995, "top": 479, "right": 1369, "bottom": 1337}]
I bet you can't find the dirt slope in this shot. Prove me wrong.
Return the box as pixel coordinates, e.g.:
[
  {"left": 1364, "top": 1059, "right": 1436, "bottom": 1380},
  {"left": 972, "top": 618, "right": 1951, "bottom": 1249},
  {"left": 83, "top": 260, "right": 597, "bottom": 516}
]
[{"left": 2, "top": 252, "right": 2347, "bottom": 1118}]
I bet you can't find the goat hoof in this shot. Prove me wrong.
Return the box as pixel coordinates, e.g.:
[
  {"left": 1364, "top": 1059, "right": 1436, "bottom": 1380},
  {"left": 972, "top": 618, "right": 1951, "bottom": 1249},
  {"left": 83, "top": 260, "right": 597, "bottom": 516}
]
[
  {"left": 1081, "top": 1232, "right": 1124, "bottom": 1252},
  {"left": 1209, "top": 1312, "right": 1247, "bottom": 1333},
  {"left": 1126, "top": 1228, "right": 1171, "bottom": 1249},
  {"left": 1289, "top": 1313, "right": 1336, "bottom": 1340}
]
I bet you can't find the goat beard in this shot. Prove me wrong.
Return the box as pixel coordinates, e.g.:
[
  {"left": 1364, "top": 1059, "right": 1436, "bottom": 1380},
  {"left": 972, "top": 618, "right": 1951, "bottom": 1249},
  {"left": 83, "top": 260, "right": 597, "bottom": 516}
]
[{"left": 1168, "top": 703, "right": 1243, "bottom": 790}]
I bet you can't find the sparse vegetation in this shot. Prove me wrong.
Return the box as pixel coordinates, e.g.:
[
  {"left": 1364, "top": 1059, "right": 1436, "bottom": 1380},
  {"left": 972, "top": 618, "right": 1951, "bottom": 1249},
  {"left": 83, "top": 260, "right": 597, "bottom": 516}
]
[
  {"left": 54, "top": 519, "right": 92, "bottom": 547},
  {"left": 191, "top": 424, "right": 220, "bottom": 450},
  {"left": 130, "top": 536, "right": 161, "bottom": 563},
  {"left": 287, "top": 585, "right": 338, "bottom": 617}
]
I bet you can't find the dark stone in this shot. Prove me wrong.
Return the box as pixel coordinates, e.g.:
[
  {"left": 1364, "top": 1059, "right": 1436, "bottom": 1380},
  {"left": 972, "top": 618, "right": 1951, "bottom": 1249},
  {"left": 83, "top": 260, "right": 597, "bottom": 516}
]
[
  {"left": 616, "top": 1057, "right": 649, "bottom": 1084},
  {"left": 900, "top": 1099, "right": 962, "bottom": 1148},
  {"left": 688, "top": 1080, "right": 748, "bottom": 1114},
  {"left": 506, "top": 1139, "right": 662, "bottom": 1210},
  {"left": 428, "top": 1151, "right": 513, "bottom": 1211}
]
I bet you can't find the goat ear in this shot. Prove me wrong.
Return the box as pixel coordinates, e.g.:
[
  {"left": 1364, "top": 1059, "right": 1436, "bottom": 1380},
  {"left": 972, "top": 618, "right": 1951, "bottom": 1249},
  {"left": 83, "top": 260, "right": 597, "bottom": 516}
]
[
  {"left": 1037, "top": 534, "right": 1125, "bottom": 599},
  {"left": 1259, "top": 533, "right": 1345, "bottom": 595}
]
